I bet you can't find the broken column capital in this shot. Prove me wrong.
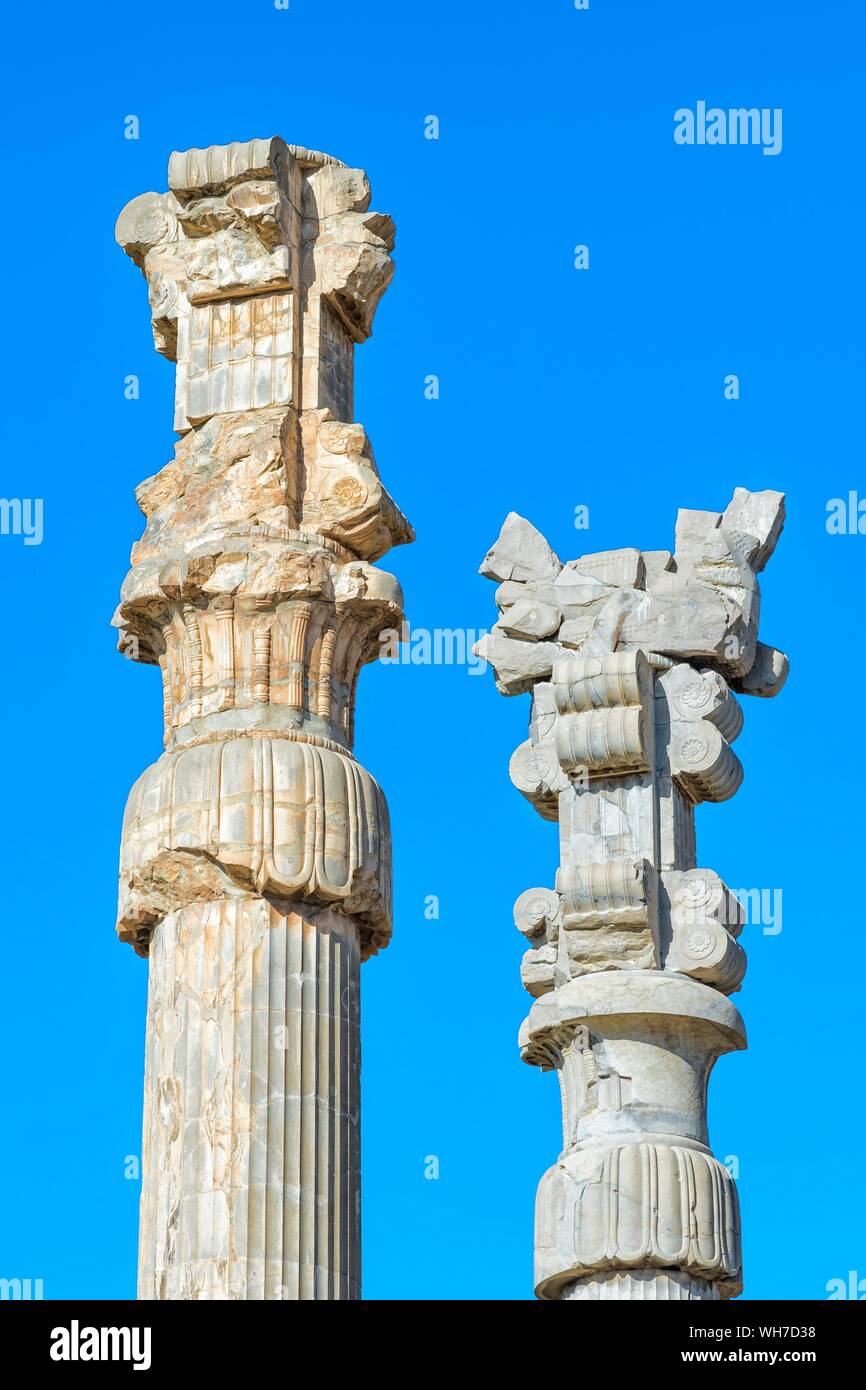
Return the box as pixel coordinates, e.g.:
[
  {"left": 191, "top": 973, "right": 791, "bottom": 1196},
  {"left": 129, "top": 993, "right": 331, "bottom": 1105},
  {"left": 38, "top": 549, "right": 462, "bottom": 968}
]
[
  {"left": 478, "top": 488, "right": 788, "bottom": 1301},
  {"left": 115, "top": 136, "right": 411, "bottom": 1301}
]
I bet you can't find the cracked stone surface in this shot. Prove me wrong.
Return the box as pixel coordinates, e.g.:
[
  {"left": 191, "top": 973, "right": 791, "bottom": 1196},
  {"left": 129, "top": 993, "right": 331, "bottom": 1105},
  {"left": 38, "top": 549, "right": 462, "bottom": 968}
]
[
  {"left": 115, "top": 136, "right": 410, "bottom": 1300},
  {"left": 476, "top": 490, "right": 788, "bottom": 1301}
]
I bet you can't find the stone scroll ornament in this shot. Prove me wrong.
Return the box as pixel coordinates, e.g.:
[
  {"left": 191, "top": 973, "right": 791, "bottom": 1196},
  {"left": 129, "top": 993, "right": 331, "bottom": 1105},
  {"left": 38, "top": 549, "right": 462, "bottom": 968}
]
[
  {"left": 114, "top": 138, "right": 412, "bottom": 1300},
  {"left": 475, "top": 492, "right": 787, "bottom": 1301}
]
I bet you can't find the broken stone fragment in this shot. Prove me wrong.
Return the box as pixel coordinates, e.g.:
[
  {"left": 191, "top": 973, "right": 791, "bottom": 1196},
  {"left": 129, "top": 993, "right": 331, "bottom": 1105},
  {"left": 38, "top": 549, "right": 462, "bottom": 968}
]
[
  {"left": 495, "top": 579, "right": 562, "bottom": 612},
  {"left": 721, "top": 488, "right": 785, "bottom": 572},
  {"left": 179, "top": 225, "right": 291, "bottom": 303},
  {"left": 730, "top": 641, "right": 789, "bottom": 698},
  {"left": 673, "top": 508, "right": 723, "bottom": 568},
  {"left": 334, "top": 561, "right": 404, "bottom": 618},
  {"left": 132, "top": 409, "right": 298, "bottom": 562},
  {"left": 313, "top": 218, "right": 396, "bottom": 341},
  {"left": 520, "top": 945, "right": 558, "bottom": 997},
  {"left": 674, "top": 489, "right": 785, "bottom": 580},
  {"left": 117, "top": 848, "right": 252, "bottom": 947},
  {"left": 569, "top": 547, "right": 644, "bottom": 590},
  {"left": 301, "top": 413, "right": 413, "bottom": 561},
  {"left": 473, "top": 629, "right": 562, "bottom": 695},
  {"left": 689, "top": 530, "right": 758, "bottom": 612},
  {"left": 304, "top": 163, "right": 372, "bottom": 221},
  {"left": 552, "top": 564, "right": 615, "bottom": 620},
  {"left": 498, "top": 598, "right": 561, "bottom": 640},
  {"left": 577, "top": 588, "right": 644, "bottom": 656},
  {"left": 617, "top": 583, "right": 735, "bottom": 663},
  {"left": 479, "top": 513, "right": 562, "bottom": 585},
  {"left": 641, "top": 549, "right": 675, "bottom": 585},
  {"left": 558, "top": 614, "right": 599, "bottom": 649}
]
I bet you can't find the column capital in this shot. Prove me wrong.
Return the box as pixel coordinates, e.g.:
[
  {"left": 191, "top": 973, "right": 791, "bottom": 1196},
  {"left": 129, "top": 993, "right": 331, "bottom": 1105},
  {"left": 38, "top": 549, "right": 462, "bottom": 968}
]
[{"left": 478, "top": 489, "right": 787, "bottom": 1300}]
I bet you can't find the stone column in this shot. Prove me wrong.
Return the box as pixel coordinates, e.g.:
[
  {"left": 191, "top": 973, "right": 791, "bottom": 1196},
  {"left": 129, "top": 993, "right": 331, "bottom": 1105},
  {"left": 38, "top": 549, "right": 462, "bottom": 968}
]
[
  {"left": 476, "top": 493, "right": 788, "bottom": 1300},
  {"left": 114, "top": 137, "right": 412, "bottom": 1300}
]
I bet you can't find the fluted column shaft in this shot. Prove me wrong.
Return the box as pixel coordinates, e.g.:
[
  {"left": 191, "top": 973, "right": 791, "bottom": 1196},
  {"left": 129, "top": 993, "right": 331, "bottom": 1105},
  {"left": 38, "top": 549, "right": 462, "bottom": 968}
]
[{"left": 138, "top": 898, "right": 360, "bottom": 1300}]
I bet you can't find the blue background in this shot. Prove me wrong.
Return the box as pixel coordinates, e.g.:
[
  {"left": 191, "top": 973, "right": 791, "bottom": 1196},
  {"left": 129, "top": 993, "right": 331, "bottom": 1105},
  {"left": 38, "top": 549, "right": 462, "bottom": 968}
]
[{"left": 0, "top": 0, "right": 863, "bottom": 1300}]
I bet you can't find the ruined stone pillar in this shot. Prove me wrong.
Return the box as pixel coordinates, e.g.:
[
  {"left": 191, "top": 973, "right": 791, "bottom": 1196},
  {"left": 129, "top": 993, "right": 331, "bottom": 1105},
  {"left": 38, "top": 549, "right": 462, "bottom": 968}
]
[
  {"left": 114, "top": 137, "right": 411, "bottom": 1300},
  {"left": 476, "top": 493, "right": 787, "bottom": 1300}
]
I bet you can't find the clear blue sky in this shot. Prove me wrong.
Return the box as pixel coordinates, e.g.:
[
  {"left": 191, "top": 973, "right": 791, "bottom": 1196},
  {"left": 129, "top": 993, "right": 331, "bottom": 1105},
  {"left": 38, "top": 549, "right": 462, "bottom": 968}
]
[{"left": 1, "top": 0, "right": 863, "bottom": 1300}]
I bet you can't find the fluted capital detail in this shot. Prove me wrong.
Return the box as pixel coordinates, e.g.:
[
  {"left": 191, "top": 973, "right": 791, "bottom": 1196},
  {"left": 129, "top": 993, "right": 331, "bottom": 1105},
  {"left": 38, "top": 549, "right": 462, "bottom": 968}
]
[{"left": 535, "top": 1144, "right": 742, "bottom": 1300}]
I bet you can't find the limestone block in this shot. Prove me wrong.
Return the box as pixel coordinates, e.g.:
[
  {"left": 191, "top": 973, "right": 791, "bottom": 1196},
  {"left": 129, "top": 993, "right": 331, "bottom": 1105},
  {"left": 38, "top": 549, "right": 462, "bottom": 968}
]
[
  {"left": 616, "top": 582, "right": 736, "bottom": 662},
  {"left": 552, "top": 564, "right": 615, "bottom": 619},
  {"left": 673, "top": 507, "right": 723, "bottom": 566},
  {"left": 497, "top": 598, "right": 561, "bottom": 641},
  {"left": 179, "top": 228, "right": 291, "bottom": 304},
  {"left": 473, "top": 628, "right": 563, "bottom": 696},
  {"left": 558, "top": 614, "right": 599, "bottom": 648},
  {"left": 118, "top": 137, "right": 396, "bottom": 433},
  {"left": 494, "top": 579, "right": 562, "bottom": 612},
  {"left": 131, "top": 409, "right": 300, "bottom": 562},
  {"left": 181, "top": 293, "right": 295, "bottom": 423},
  {"left": 479, "top": 512, "right": 562, "bottom": 584},
  {"left": 115, "top": 190, "right": 182, "bottom": 273},
  {"left": 658, "top": 663, "right": 744, "bottom": 745},
  {"left": 640, "top": 549, "right": 675, "bottom": 584},
  {"left": 569, "top": 547, "right": 644, "bottom": 589},
  {"left": 721, "top": 487, "right": 786, "bottom": 572}
]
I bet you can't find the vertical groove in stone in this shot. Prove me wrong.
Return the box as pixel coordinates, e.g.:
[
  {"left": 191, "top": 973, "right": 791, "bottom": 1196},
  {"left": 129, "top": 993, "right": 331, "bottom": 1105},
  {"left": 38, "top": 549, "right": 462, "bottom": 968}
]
[
  {"left": 215, "top": 603, "right": 235, "bottom": 711},
  {"left": 315, "top": 925, "right": 326, "bottom": 1299},
  {"left": 299, "top": 916, "right": 314, "bottom": 1297},
  {"left": 316, "top": 626, "right": 336, "bottom": 720},
  {"left": 265, "top": 908, "right": 286, "bottom": 1298},
  {"left": 158, "top": 654, "right": 171, "bottom": 734},
  {"left": 563, "top": 1270, "right": 720, "bottom": 1301},
  {"left": 283, "top": 902, "right": 301, "bottom": 1300},
  {"left": 252, "top": 625, "right": 271, "bottom": 705},
  {"left": 287, "top": 603, "right": 313, "bottom": 709},
  {"left": 182, "top": 604, "right": 203, "bottom": 717},
  {"left": 138, "top": 897, "right": 360, "bottom": 1299},
  {"left": 351, "top": 957, "right": 361, "bottom": 1298}
]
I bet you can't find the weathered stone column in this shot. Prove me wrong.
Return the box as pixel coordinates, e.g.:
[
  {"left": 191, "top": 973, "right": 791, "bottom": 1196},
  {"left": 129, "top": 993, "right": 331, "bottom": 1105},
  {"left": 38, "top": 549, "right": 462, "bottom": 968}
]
[
  {"left": 114, "top": 137, "right": 411, "bottom": 1300},
  {"left": 476, "top": 493, "right": 787, "bottom": 1300}
]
